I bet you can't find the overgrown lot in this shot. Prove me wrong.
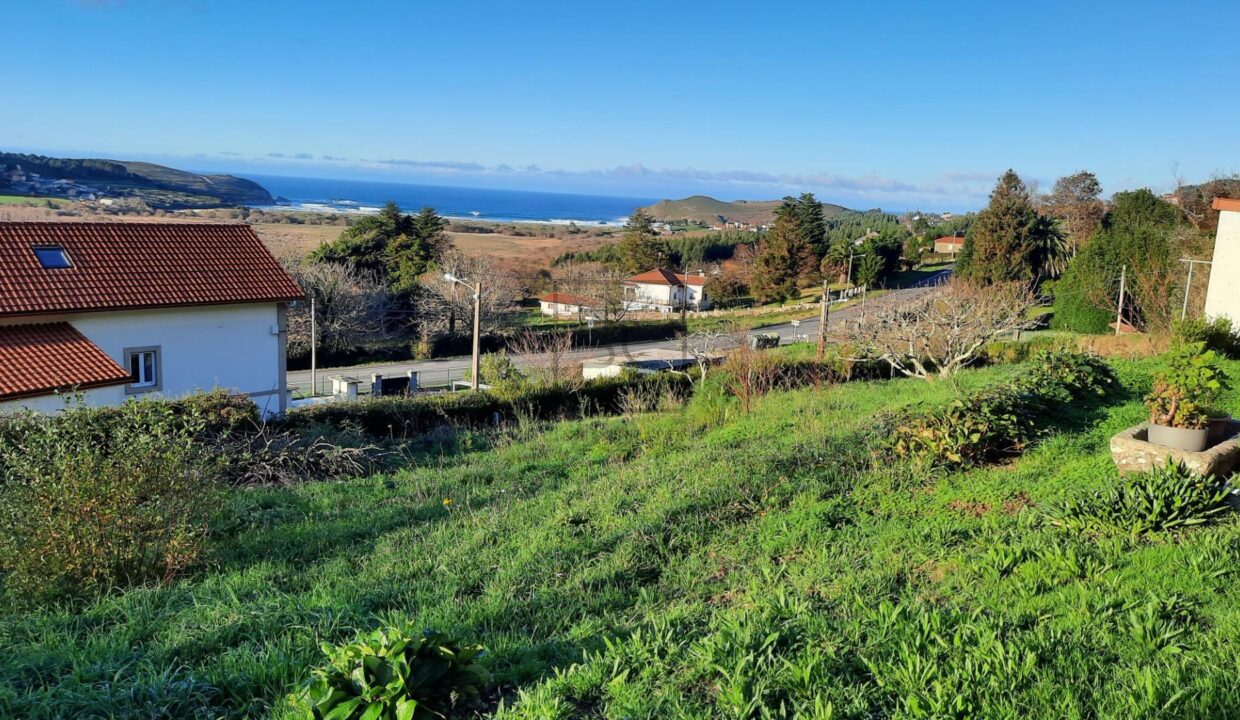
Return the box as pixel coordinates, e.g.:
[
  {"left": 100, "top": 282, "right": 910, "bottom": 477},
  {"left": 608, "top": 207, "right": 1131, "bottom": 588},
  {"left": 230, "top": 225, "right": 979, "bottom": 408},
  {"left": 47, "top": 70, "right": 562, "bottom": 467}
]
[{"left": 2, "top": 357, "right": 1239, "bottom": 718}]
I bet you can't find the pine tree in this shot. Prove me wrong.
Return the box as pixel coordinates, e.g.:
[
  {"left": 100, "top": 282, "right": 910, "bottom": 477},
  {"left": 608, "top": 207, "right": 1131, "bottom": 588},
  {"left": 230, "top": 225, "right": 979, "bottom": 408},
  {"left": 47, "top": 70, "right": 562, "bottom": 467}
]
[
  {"left": 777, "top": 193, "right": 827, "bottom": 257},
  {"left": 616, "top": 209, "right": 666, "bottom": 273},
  {"left": 750, "top": 213, "right": 815, "bottom": 303},
  {"left": 957, "top": 170, "right": 1045, "bottom": 285},
  {"left": 388, "top": 207, "right": 449, "bottom": 294}
]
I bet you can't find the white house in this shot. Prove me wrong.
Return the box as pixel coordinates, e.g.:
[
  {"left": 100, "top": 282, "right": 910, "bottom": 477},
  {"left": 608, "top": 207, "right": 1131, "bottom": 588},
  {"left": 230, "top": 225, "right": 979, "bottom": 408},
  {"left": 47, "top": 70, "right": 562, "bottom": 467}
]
[
  {"left": 0, "top": 222, "right": 303, "bottom": 415},
  {"left": 1205, "top": 197, "right": 1240, "bottom": 323},
  {"left": 933, "top": 236, "right": 965, "bottom": 255},
  {"left": 537, "top": 291, "right": 595, "bottom": 317},
  {"left": 623, "top": 268, "right": 711, "bottom": 311}
]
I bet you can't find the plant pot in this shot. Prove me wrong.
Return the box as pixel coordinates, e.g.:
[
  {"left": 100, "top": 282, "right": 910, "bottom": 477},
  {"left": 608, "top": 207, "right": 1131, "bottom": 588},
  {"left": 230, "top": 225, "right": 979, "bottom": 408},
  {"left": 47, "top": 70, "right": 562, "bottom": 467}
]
[
  {"left": 1148, "top": 422, "right": 1209, "bottom": 452},
  {"left": 1207, "top": 415, "right": 1232, "bottom": 445}
]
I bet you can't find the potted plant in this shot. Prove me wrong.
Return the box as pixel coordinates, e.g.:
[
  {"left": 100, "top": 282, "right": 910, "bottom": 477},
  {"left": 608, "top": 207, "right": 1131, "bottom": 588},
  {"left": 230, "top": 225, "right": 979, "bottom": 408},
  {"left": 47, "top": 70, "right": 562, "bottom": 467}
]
[
  {"left": 1145, "top": 341, "right": 1231, "bottom": 451},
  {"left": 1203, "top": 407, "right": 1233, "bottom": 445}
]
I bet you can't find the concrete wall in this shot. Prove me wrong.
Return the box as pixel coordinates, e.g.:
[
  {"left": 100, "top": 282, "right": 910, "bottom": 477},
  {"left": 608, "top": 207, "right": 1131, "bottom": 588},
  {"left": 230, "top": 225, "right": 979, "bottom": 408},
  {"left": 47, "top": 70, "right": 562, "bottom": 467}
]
[
  {"left": 1205, "top": 210, "right": 1240, "bottom": 323},
  {"left": 0, "top": 385, "right": 126, "bottom": 414},
  {"left": 0, "top": 303, "right": 287, "bottom": 416}
]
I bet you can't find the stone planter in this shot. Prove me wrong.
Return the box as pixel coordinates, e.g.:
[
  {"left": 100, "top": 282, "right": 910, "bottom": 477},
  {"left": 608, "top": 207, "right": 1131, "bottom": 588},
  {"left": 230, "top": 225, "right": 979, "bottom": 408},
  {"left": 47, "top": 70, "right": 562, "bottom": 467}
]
[
  {"left": 1207, "top": 415, "right": 1232, "bottom": 445},
  {"left": 1111, "top": 422, "right": 1240, "bottom": 477},
  {"left": 1148, "top": 422, "right": 1209, "bottom": 452}
]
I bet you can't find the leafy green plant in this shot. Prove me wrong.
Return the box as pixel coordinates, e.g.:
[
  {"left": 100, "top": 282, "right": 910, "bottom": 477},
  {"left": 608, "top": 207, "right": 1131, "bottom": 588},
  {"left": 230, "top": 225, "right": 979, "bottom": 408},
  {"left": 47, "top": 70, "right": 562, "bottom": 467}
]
[
  {"left": 1047, "top": 462, "right": 1232, "bottom": 536},
  {"left": 1172, "top": 317, "right": 1240, "bottom": 359},
  {"left": 1145, "top": 341, "right": 1230, "bottom": 428},
  {"left": 290, "top": 626, "right": 489, "bottom": 720}
]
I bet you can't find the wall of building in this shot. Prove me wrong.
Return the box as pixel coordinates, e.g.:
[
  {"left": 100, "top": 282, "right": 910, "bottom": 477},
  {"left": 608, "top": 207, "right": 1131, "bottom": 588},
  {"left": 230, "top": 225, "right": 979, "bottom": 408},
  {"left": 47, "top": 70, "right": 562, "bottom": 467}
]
[
  {"left": 1205, "top": 210, "right": 1240, "bottom": 323},
  {"left": 0, "top": 303, "right": 286, "bottom": 416},
  {"left": 0, "top": 384, "right": 126, "bottom": 414}
]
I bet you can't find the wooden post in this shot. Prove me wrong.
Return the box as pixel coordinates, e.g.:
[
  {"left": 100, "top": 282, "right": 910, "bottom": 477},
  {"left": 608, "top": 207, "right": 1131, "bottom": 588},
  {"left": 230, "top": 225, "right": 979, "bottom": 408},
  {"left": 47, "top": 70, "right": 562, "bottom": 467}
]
[
  {"left": 471, "top": 281, "right": 482, "bottom": 391},
  {"left": 310, "top": 295, "right": 317, "bottom": 397},
  {"left": 1115, "top": 265, "right": 1127, "bottom": 336},
  {"left": 817, "top": 280, "right": 829, "bottom": 362}
]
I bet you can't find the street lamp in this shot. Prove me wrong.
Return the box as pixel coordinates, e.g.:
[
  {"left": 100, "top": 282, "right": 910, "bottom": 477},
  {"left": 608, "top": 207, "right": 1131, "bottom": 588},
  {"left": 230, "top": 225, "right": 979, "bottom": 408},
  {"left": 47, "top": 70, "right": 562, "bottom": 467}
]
[{"left": 444, "top": 272, "right": 482, "bottom": 391}]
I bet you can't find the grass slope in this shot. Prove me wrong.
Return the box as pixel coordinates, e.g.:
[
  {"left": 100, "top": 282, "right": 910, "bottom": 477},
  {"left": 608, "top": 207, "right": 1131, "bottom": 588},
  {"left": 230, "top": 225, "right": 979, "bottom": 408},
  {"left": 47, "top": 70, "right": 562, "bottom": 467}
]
[
  {"left": 643, "top": 195, "right": 852, "bottom": 226},
  {"left": 3, "top": 360, "right": 1240, "bottom": 718}
]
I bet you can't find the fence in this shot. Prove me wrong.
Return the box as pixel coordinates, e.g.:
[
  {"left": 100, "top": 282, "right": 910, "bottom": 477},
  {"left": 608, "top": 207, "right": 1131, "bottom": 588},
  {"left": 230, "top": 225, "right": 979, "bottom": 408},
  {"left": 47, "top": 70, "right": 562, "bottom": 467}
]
[{"left": 289, "top": 366, "right": 471, "bottom": 400}]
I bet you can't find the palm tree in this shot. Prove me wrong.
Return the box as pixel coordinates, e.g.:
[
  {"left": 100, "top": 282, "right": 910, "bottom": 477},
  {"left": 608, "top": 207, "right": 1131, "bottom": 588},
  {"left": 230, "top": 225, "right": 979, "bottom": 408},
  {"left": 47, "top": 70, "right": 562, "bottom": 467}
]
[{"left": 1029, "top": 216, "right": 1070, "bottom": 280}]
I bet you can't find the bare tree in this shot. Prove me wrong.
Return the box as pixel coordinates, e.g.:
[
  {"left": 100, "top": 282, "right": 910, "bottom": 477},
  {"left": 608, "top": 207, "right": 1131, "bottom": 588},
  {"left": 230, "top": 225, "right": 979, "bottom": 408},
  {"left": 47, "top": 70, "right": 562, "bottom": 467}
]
[
  {"left": 670, "top": 327, "right": 739, "bottom": 382},
  {"left": 507, "top": 327, "right": 580, "bottom": 387},
  {"left": 418, "top": 248, "right": 521, "bottom": 336},
  {"left": 1041, "top": 171, "right": 1105, "bottom": 256},
  {"left": 834, "top": 280, "right": 1040, "bottom": 380},
  {"left": 556, "top": 262, "right": 630, "bottom": 322},
  {"left": 282, "top": 259, "right": 393, "bottom": 354}
]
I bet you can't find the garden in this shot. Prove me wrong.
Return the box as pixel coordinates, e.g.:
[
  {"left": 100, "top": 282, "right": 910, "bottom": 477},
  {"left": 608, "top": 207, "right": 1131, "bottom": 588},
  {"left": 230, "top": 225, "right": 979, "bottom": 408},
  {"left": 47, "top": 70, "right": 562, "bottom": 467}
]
[{"left": 1, "top": 337, "right": 1239, "bottom": 718}]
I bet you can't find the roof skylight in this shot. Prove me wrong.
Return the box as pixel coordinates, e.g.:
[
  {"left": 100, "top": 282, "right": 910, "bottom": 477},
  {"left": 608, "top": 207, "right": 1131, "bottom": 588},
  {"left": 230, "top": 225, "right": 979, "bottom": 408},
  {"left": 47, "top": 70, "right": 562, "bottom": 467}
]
[{"left": 33, "top": 246, "right": 72, "bottom": 269}]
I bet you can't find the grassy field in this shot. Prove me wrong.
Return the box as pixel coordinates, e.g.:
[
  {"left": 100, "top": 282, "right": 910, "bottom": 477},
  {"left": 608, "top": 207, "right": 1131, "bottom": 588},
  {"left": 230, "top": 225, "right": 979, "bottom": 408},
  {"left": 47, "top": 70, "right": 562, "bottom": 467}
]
[
  {"left": 3, "top": 357, "right": 1240, "bottom": 718},
  {"left": 0, "top": 194, "right": 62, "bottom": 205}
]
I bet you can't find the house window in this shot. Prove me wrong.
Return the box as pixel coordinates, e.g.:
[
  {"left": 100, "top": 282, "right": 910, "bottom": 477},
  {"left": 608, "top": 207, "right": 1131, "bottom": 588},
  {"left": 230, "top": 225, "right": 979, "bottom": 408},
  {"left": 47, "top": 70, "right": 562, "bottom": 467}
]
[
  {"left": 33, "top": 246, "right": 72, "bottom": 269},
  {"left": 124, "top": 346, "right": 162, "bottom": 394}
]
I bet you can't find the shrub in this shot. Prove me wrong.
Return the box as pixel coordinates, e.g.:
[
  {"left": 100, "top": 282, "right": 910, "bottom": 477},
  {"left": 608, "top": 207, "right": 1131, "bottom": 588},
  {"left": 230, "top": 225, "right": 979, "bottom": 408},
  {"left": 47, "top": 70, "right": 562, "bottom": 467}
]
[
  {"left": 1145, "top": 341, "right": 1230, "bottom": 429},
  {"left": 1173, "top": 317, "right": 1240, "bottom": 359},
  {"left": 1047, "top": 462, "right": 1232, "bottom": 535},
  {"left": 0, "top": 407, "right": 219, "bottom": 602},
  {"left": 290, "top": 626, "right": 489, "bottom": 720},
  {"left": 890, "top": 350, "right": 1114, "bottom": 469}
]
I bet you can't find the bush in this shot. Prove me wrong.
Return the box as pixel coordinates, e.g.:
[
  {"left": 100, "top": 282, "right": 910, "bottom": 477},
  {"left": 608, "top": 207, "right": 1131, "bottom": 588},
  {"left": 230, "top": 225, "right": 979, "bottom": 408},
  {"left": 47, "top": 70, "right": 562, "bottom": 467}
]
[
  {"left": 290, "top": 626, "right": 488, "bottom": 720},
  {"left": 286, "top": 373, "right": 695, "bottom": 438},
  {"left": 1047, "top": 462, "right": 1232, "bottom": 535},
  {"left": 1173, "top": 317, "right": 1240, "bottom": 359},
  {"left": 0, "top": 405, "right": 220, "bottom": 602},
  {"left": 1145, "top": 341, "right": 1230, "bottom": 429},
  {"left": 891, "top": 350, "right": 1114, "bottom": 469}
]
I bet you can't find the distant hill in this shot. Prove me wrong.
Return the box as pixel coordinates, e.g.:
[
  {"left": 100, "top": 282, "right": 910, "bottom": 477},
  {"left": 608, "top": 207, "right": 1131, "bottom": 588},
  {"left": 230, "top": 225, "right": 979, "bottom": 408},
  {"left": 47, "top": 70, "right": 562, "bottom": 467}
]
[
  {"left": 0, "top": 151, "right": 273, "bottom": 209},
  {"left": 643, "top": 194, "right": 853, "bottom": 226}
]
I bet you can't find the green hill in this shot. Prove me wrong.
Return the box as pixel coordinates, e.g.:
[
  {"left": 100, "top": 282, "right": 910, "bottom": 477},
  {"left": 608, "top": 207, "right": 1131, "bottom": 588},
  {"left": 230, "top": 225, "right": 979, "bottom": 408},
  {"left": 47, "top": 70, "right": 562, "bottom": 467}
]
[
  {"left": 644, "top": 194, "right": 852, "bottom": 226},
  {"left": 0, "top": 151, "right": 273, "bottom": 209}
]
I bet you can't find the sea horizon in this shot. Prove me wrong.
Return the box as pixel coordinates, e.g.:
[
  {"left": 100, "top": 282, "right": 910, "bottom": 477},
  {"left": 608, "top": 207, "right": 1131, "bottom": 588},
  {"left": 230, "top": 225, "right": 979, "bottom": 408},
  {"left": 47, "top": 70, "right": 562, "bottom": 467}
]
[{"left": 246, "top": 174, "right": 658, "bottom": 226}]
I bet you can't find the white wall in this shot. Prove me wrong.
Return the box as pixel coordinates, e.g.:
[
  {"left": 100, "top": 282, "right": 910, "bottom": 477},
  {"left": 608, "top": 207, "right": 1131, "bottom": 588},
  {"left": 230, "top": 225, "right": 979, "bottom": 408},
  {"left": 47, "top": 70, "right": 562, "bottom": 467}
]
[
  {"left": 0, "top": 385, "right": 126, "bottom": 414},
  {"left": 1205, "top": 210, "right": 1240, "bottom": 323},
  {"left": 0, "top": 303, "right": 285, "bottom": 416}
]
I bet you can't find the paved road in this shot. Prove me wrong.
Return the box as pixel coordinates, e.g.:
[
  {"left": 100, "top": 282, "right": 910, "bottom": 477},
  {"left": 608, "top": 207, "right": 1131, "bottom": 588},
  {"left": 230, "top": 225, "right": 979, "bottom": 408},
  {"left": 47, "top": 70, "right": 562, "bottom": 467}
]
[{"left": 288, "top": 270, "right": 950, "bottom": 393}]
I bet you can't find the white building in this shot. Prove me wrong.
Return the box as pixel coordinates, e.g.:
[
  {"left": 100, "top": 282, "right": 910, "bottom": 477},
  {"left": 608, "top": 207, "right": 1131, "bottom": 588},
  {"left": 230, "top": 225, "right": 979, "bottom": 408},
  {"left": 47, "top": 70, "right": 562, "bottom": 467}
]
[
  {"left": 0, "top": 222, "right": 303, "bottom": 415},
  {"left": 1204, "top": 198, "right": 1240, "bottom": 324},
  {"left": 537, "top": 291, "right": 595, "bottom": 317},
  {"left": 623, "top": 268, "right": 711, "bottom": 311}
]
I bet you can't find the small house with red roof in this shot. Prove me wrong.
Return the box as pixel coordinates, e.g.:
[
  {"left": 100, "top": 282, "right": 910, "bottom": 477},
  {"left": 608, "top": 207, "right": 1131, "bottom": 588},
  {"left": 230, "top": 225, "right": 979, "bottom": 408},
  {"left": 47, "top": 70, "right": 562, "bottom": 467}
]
[
  {"left": 0, "top": 222, "right": 303, "bottom": 415},
  {"left": 933, "top": 236, "right": 965, "bottom": 254},
  {"left": 537, "top": 291, "right": 596, "bottom": 317},
  {"left": 623, "top": 268, "right": 711, "bottom": 311}
]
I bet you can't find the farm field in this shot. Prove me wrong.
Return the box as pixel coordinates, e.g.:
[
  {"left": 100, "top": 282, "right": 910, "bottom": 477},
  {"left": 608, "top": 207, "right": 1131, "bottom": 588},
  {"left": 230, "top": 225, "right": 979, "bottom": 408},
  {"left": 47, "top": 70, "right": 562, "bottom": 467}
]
[{"left": 4, "top": 356, "right": 1239, "bottom": 718}]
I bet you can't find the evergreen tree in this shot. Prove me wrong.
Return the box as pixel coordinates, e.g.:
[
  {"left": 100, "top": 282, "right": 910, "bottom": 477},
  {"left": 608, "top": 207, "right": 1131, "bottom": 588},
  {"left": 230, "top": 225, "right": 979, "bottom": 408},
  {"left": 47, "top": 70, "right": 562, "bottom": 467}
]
[
  {"left": 750, "top": 213, "right": 814, "bottom": 303},
  {"left": 957, "top": 171, "right": 1055, "bottom": 285},
  {"left": 312, "top": 200, "right": 412, "bottom": 277},
  {"left": 777, "top": 193, "right": 827, "bottom": 257},
  {"left": 616, "top": 209, "right": 666, "bottom": 273},
  {"left": 388, "top": 207, "right": 449, "bottom": 294}
]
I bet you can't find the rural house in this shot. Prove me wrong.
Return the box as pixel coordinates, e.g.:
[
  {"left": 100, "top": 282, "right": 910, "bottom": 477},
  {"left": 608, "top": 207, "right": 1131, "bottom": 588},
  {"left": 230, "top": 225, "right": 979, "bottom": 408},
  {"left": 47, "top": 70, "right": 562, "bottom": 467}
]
[
  {"left": 1204, "top": 197, "right": 1240, "bottom": 323},
  {"left": 933, "top": 236, "right": 965, "bottom": 254},
  {"left": 537, "top": 291, "right": 595, "bottom": 317},
  {"left": 623, "top": 268, "right": 711, "bottom": 311},
  {"left": 0, "top": 222, "right": 303, "bottom": 415}
]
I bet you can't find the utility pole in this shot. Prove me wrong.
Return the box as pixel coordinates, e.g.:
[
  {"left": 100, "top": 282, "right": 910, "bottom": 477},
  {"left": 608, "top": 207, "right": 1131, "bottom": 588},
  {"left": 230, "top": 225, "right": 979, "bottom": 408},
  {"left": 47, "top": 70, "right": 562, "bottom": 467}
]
[
  {"left": 310, "top": 295, "right": 317, "bottom": 396},
  {"left": 1115, "top": 265, "right": 1127, "bottom": 336},
  {"left": 1179, "top": 258, "right": 1212, "bottom": 321},
  {"left": 816, "top": 279, "right": 830, "bottom": 362},
  {"left": 471, "top": 281, "right": 482, "bottom": 391}
]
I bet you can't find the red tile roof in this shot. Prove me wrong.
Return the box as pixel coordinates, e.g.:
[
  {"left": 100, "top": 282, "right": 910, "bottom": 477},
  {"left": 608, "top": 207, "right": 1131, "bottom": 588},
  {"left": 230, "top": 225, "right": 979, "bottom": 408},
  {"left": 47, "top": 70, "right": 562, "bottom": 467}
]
[
  {"left": 539, "top": 292, "right": 594, "bottom": 306},
  {"left": 935, "top": 236, "right": 965, "bottom": 245},
  {"left": 1213, "top": 197, "right": 1240, "bottom": 212},
  {"left": 625, "top": 269, "right": 707, "bottom": 286},
  {"left": 0, "top": 222, "right": 304, "bottom": 318},
  {"left": 0, "top": 322, "right": 131, "bottom": 400}
]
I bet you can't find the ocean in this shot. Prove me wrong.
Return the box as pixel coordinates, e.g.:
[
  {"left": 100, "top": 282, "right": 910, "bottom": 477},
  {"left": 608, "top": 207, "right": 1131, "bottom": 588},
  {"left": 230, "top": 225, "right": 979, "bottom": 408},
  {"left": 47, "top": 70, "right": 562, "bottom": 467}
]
[{"left": 247, "top": 174, "right": 655, "bottom": 226}]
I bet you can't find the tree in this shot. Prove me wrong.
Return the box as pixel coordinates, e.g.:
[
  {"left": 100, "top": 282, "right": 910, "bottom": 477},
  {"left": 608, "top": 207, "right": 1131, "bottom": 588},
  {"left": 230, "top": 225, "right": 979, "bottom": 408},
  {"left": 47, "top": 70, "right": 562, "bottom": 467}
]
[
  {"left": 835, "top": 280, "right": 1039, "bottom": 379},
  {"left": 1051, "top": 189, "right": 1187, "bottom": 334},
  {"left": 388, "top": 207, "right": 450, "bottom": 294},
  {"left": 312, "top": 202, "right": 449, "bottom": 295},
  {"left": 957, "top": 170, "right": 1060, "bottom": 286},
  {"left": 616, "top": 209, "right": 666, "bottom": 273},
  {"left": 1042, "top": 171, "right": 1105, "bottom": 255},
  {"left": 777, "top": 193, "right": 827, "bottom": 257},
  {"left": 417, "top": 249, "right": 520, "bottom": 337},
  {"left": 750, "top": 213, "right": 815, "bottom": 303},
  {"left": 282, "top": 259, "right": 393, "bottom": 354}
]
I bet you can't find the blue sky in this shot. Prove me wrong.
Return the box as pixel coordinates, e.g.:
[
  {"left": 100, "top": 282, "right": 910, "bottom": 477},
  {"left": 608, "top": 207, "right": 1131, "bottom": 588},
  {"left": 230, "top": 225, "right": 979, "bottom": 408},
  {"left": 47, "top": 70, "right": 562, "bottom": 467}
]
[{"left": 3, "top": 0, "right": 1237, "bottom": 211}]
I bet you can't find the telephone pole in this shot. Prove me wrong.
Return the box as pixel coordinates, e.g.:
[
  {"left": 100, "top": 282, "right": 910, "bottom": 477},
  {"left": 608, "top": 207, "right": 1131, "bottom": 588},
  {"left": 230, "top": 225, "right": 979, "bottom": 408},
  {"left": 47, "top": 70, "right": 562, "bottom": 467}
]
[
  {"left": 1114, "top": 265, "right": 1127, "bottom": 336},
  {"left": 310, "top": 295, "right": 317, "bottom": 396},
  {"left": 816, "top": 279, "right": 830, "bottom": 362}
]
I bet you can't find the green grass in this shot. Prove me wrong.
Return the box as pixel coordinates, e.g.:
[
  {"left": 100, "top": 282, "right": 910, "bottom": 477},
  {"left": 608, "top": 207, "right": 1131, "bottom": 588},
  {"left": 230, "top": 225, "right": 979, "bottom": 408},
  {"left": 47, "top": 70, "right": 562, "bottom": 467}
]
[
  {"left": 0, "top": 194, "right": 62, "bottom": 205},
  {"left": 3, "top": 359, "right": 1240, "bottom": 718}
]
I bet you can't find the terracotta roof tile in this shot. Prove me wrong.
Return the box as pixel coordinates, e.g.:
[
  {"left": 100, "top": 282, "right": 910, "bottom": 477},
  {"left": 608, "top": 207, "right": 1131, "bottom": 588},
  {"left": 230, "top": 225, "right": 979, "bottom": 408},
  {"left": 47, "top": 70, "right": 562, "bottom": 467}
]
[
  {"left": 625, "top": 268, "right": 707, "bottom": 286},
  {"left": 0, "top": 322, "right": 131, "bottom": 400},
  {"left": 0, "top": 222, "right": 304, "bottom": 318},
  {"left": 540, "top": 292, "right": 595, "bottom": 306}
]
